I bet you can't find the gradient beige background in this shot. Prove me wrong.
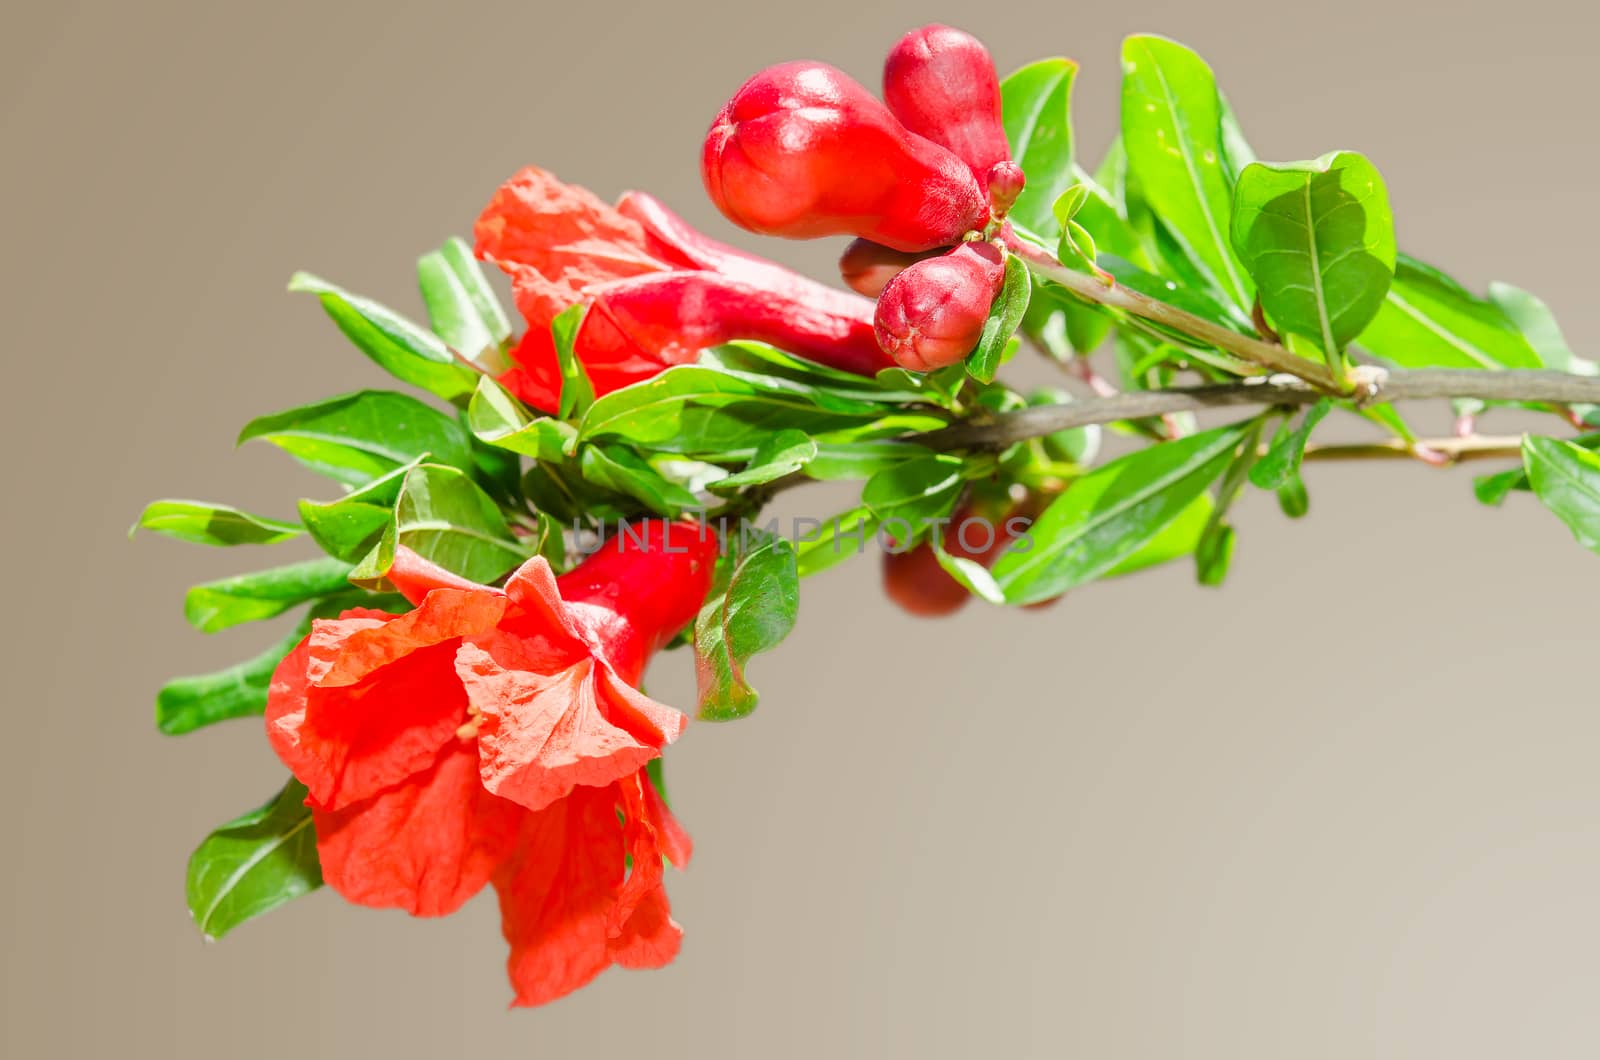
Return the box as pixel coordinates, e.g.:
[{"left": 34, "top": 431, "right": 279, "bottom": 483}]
[{"left": 5, "top": 0, "right": 1599, "bottom": 1056}]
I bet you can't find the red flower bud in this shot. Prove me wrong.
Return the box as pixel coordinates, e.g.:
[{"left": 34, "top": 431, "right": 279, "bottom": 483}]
[
  {"left": 873, "top": 240, "right": 1005, "bottom": 372},
  {"left": 837, "top": 238, "right": 940, "bottom": 297},
  {"left": 702, "top": 60, "right": 988, "bottom": 253},
  {"left": 883, "top": 25, "right": 1011, "bottom": 182},
  {"left": 986, "top": 160, "right": 1026, "bottom": 218}
]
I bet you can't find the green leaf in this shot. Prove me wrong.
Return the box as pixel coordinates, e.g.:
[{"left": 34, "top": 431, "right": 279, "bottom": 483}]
[
  {"left": 966, "top": 254, "right": 1032, "bottom": 384},
  {"left": 157, "top": 622, "right": 306, "bottom": 735},
  {"left": 1120, "top": 35, "right": 1252, "bottom": 309},
  {"left": 1197, "top": 417, "right": 1266, "bottom": 585},
  {"left": 861, "top": 453, "right": 967, "bottom": 546},
  {"left": 999, "top": 58, "right": 1079, "bottom": 242},
  {"left": 184, "top": 557, "right": 355, "bottom": 634},
  {"left": 296, "top": 458, "right": 423, "bottom": 562},
  {"left": 805, "top": 440, "right": 921, "bottom": 481},
  {"left": 552, "top": 304, "right": 595, "bottom": 421},
  {"left": 133, "top": 500, "right": 301, "bottom": 547},
  {"left": 238, "top": 390, "right": 475, "bottom": 488},
  {"left": 710, "top": 430, "right": 818, "bottom": 493},
  {"left": 353, "top": 463, "right": 526, "bottom": 585},
  {"left": 187, "top": 779, "right": 322, "bottom": 940},
  {"left": 1488, "top": 282, "right": 1598, "bottom": 421},
  {"left": 579, "top": 446, "right": 702, "bottom": 516},
  {"left": 416, "top": 237, "right": 512, "bottom": 371},
  {"left": 1472, "top": 433, "right": 1600, "bottom": 505},
  {"left": 1523, "top": 435, "right": 1600, "bottom": 553},
  {"left": 1108, "top": 492, "right": 1213, "bottom": 578},
  {"left": 289, "top": 272, "right": 477, "bottom": 402},
  {"left": 991, "top": 422, "right": 1245, "bottom": 603},
  {"left": 1250, "top": 400, "right": 1332, "bottom": 489},
  {"left": 930, "top": 536, "right": 1007, "bottom": 605},
  {"left": 1276, "top": 474, "right": 1310, "bottom": 518},
  {"left": 1230, "top": 152, "right": 1396, "bottom": 356},
  {"left": 694, "top": 530, "right": 798, "bottom": 720},
  {"left": 578, "top": 364, "right": 894, "bottom": 455},
  {"left": 466, "top": 375, "right": 577, "bottom": 461},
  {"left": 1357, "top": 255, "right": 1541, "bottom": 370},
  {"left": 796, "top": 506, "right": 882, "bottom": 577}
]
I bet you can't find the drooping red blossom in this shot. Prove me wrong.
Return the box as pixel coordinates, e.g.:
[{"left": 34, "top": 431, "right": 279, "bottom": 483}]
[
  {"left": 882, "top": 25, "right": 1012, "bottom": 184},
  {"left": 874, "top": 240, "right": 1007, "bottom": 371},
  {"left": 475, "top": 166, "right": 887, "bottom": 411},
  {"left": 265, "top": 520, "right": 719, "bottom": 1005},
  {"left": 702, "top": 60, "right": 989, "bottom": 252}
]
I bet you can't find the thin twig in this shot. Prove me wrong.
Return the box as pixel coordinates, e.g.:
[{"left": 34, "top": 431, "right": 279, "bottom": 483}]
[
  {"left": 915, "top": 372, "right": 1600, "bottom": 452},
  {"left": 1001, "top": 234, "right": 1342, "bottom": 390}
]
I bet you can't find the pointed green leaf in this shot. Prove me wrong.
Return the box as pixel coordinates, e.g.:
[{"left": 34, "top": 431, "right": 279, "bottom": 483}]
[
  {"left": 289, "top": 272, "right": 477, "bottom": 402},
  {"left": 1120, "top": 35, "right": 1252, "bottom": 309},
  {"left": 695, "top": 530, "right": 798, "bottom": 720},
  {"left": 184, "top": 557, "right": 355, "bottom": 634},
  {"left": 1230, "top": 152, "right": 1396, "bottom": 356},
  {"left": 1000, "top": 58, "right": 1079, "bottom": 242},
  {"left": 862, "top": 453, "right": 967, "bottom": 545},
  {"left": 238, "top": 390, "right": 475, "bottom": 488},
  {"left": 187, "top": 779, "right": 322, "bottom": 940},
  {"left": 796, "top": 505, "right": 882, "bottom": 577},
  {"left": 966, "top": 253, "right": 1032, "bottom": 384},
  {"left": 579, "top": 446, "right": 702, "bottom": 516},
  {"left": 416, "top": 236, "right": 512, "bottom": 372},
  {"left": 710, "top": 430, "right": 818, "bottom": 492},
  {"left": 133, "top": 501, "right": 301, "bottom": 547},
  {"left": 466, "top": 375, "right": 577, "bottom": 461},
  {"left": 1523, "top": 435, "right": 1600, "bottom": 553},
  {"left": 1358, "top": 256, "right": 1541, "bottom": 370},
  {"left": 351, "top": 463, "right": 526, "bottom": 585},
  {"left": 1250, "top": 400, "right": 1332, "bottom": 490},
  {"left": 552, "top": 304, "right": 594, "bottom": 420},
  {"left": 991, "top": 422, "right": 1246, "bottom": 603}
]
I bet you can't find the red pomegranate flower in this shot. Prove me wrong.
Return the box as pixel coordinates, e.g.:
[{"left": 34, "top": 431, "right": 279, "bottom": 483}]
[
  {"left": 265, "top": 520, "right": 719, "bottom": 1005},
  {"left": 474, "top": 165, "right": 888, "bottom": 411}
]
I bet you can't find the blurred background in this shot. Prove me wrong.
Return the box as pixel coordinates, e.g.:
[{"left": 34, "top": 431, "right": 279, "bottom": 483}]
[{"left": 5, "top": 0, "right": 1599, "bottom": 1056}]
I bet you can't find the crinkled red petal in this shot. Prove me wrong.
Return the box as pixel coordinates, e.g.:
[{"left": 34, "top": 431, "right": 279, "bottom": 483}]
[{"left": 310, "top": 741, "right": 526, "bottom": 916}]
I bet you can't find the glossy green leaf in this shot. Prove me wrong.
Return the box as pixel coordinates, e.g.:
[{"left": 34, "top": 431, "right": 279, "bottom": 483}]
[
  {"left": 966, "top": 254, "right": 1032, "bottom": 384},
  {"left": 550, "top": 304, "right": 594, "bottom": 421},
  {"left": 184, "top": 557, "right": 354, "bottom": 634},
  {"left": 991, "top": 422, "right": 1245, "bottom": 603},
  {"left": 133, "top": 501, "right": 301, "bottom": 547},
  {"left": 1523, "top": 436, "right": 1600, "bottom": 553},
  {"left": 1108, "top": 492, "right": 1213, "bottom": 578},
  {"left": 1230, "top": 152, "right": 1396, "bottom": 355},
  {"left": 579, "top": 446, "right": 701, "bottom": 516},
  {"left": 187, "top": 779, "right": 322, "bottom": 940},
  {"left": 578, "top": 364, "right": 893, "bottom": 455},
  {"left": 1358, "top": 256, "right": 1541, "bottom": 370},
  {"left": 1488, "top": 282, "right": 1598, "bottom": 421},
  {"left": 466, "top": 375, "right": 577, "bottom": 461},
  {"left": 805, "top": 440, "right": 921, "bottom": 481},
  {"left": 930, "top": 535, "right": 1007, "bottom": 605},
  {"left": 1000, "top": 58, "right": 1079, "bottom": 242},
  {"left": 1120, "top": 35, "right": 1252, "bottom": 309},
  {"left": 289, "top": 272, "right": 477, "bottom": 402},
  {"left": 416, "top": 236, "right": 512, "bottom": 371},
  {"left": 157, "top": 622, "right": 307, "bottom": 735},
  {"left": 862, "top": 453, "right": 967, "bottom": 546},
  {"left": 1251, "top": 400, "right": 1332, "bottom": 489},
  {"left": 796, "top": 506, "right": 882, "bottom": 577},
  {"left": 378, "top": 463, "right": 526, "bottom": 584},
  {"left": 238, "top": 390, "right": 475, "bottom": 488},
  {"left": 695, "top": 529, "right": 798, "bottom": 720},
  {"left": 296, "top": 458, "right": 423, "bottom": 562},
  {"left": 710, "top": 430, "right": 818, "bottom": 493}
]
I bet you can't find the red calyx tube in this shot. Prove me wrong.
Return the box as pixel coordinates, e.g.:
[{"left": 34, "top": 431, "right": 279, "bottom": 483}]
[
  {"left": 702, "top": 60, "right": 989, "bottom": 253},
  {"left": 883, "top": 24, "right": 1012, "bottom": 183}
]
